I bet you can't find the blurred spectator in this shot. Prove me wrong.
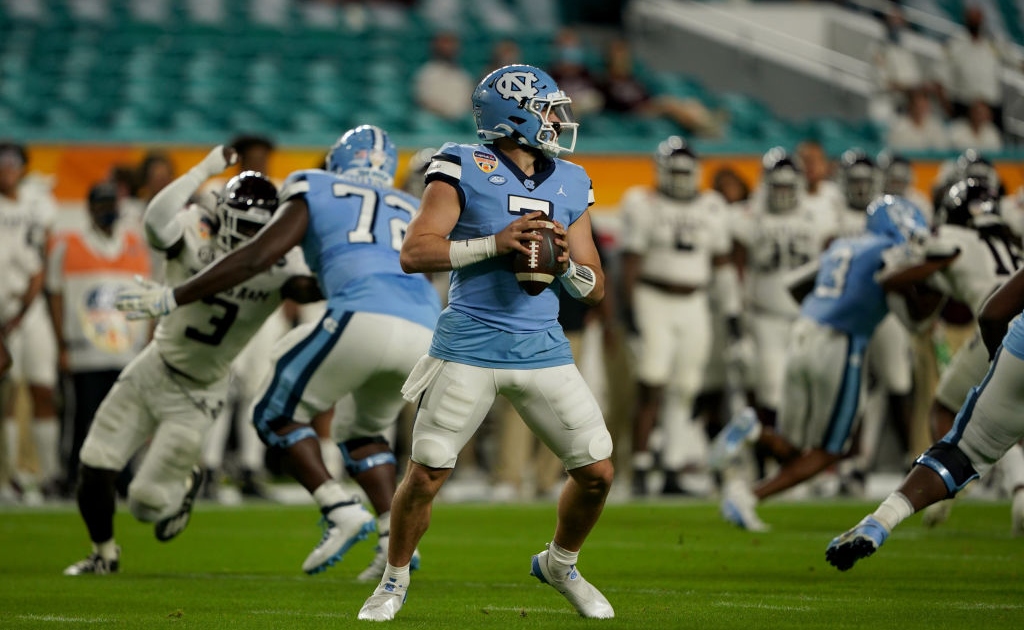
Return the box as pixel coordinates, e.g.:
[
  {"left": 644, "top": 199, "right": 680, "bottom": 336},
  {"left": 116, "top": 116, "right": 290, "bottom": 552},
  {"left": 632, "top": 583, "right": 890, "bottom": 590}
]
[
  {"left": 230, "top": 133, "right": 275, "bottom": 174},
  {"left": 109, "top": 164, "right": 144, "bottom": 235},
  {"left": 887, "top": 88, "right": 950, "bottom": 151},
  {"left": 948, "top": 100, "right": 1003, "bottom": 151},
  {"left": 0, "top": 141, "right": 60, "bottom": 505},
  {"left": 868, "top": 4, "right": 925, "bottom": 123},
  {"left": 136, "top": 151, "right": 175, "bottom": 205},
  {"left": 487, "top": 38, "right": 522, "bottom": 72},
  {"left": 597, "top": 38, "right": 723, "bottom": 137},
  {"left": 46, "top": 182, "right": 151, "bottom": 497},
  {"left": 711, "top": 166, "right": 750, "bottom": 205},
  {"left": 413, "top": 31, "right": 475, "bottom": 122},
  {"left": 937, "top": 6, "right": 1010, "bottom": 126},
  {"left": 796, "top": 139, "right": 844, "bottom": 221},
  {"left": 548, "top": 28, "right": 605, "bottom": 119}
]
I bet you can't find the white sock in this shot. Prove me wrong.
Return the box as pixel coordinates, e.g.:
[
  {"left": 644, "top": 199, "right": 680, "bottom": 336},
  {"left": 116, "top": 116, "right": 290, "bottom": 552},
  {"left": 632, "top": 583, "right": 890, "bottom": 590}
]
[
  {"left": 872, "top": 492, "right": 914, "bottom": 531},
  {"left": 94, "top": 539, "right": 118, "bottom": 560},
  {"left": 4, "top": 418, "right": 19, "bottom": 472},
  {"left": 632, "top": 451, "right": 654, "bottom": 471},
  {"left": 376, "top": 510, "right": 391, "bottom": 538},
  {"left": 320, "top": 438, "right": 343, "bottom": 480},
  {"left": 312, "top": 480, "right": 348, "bottom": 511},
  {"left": 998, "top": 444, "right": 1024, "bottom": 496},
  {"left": 382, "top": 562, "right": 410, "bottom": 584},
  {"left": 32, "top": 418, "right": 60, "bottom": 482},
  {"left": 547, "top": 540, "right": 579, "bottom": 568}
]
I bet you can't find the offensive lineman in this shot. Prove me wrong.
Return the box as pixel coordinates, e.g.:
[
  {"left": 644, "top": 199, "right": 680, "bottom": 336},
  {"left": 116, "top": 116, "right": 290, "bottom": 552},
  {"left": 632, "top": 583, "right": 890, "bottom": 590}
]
[{"left": 64, "top": 146, "right": 320, "bottom": 575}]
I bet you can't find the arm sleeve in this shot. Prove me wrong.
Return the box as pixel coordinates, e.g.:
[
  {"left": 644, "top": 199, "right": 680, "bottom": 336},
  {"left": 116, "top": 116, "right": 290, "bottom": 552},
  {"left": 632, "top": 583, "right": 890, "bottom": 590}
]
[{"left": 145, "top": 146, "right": 231, "bottom": 250}]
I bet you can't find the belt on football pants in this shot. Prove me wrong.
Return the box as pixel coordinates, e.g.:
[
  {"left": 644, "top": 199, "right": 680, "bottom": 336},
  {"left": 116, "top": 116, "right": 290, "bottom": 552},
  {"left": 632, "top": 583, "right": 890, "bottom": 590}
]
[{"left": 640, "top": 277, "right": 703, "bottom": 296}]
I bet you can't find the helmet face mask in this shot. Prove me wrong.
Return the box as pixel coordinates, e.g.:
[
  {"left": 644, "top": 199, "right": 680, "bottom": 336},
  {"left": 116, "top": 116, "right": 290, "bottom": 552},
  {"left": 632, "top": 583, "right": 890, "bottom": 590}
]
[
  {"left": 840, "top": 150, "right": 879, "bottom": 211},
  {"left": 866, "top": 195, "right": 929, "bottom": 246},
  {"left": 216, "top": 171, "right": 278, "bottom": 250},
  {"left": 327, "top": 125, "right": 398, "bottom": 187},
  {"left": 473, "top": 65, "right": 578, "bottom": 158},
  {"left": 935, "top": 177, "right": 1001, "bottom": 229},
  {"left": 655, "top": 136, "right": 699, "bottom": 201},
  {"left": 883, "top": 163, "right": 912, "bottom": 195}
]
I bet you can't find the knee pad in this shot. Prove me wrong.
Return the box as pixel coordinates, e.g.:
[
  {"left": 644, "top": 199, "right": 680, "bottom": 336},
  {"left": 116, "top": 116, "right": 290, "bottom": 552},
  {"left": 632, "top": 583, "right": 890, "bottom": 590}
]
[
  {"left": 915, "top": 441, "right": 979, "bottom": 497},
  {"left": 256, "top": 415, "right": 318, "bottom": 449},
  {"left": 128, "top": 495, "right": 165, "bottom": 523},
  {"left": 411, "top": 437, "right": 455, "bottom": 469},
  {"left": 339, "top": 436, "right": 396, "bottom": 477}
]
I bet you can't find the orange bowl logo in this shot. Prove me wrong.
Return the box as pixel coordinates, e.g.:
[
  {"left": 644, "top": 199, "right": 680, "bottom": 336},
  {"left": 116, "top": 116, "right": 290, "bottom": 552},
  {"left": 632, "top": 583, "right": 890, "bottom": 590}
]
[{"left": 474, "top": 151, "right": 498, "bottom": 173}]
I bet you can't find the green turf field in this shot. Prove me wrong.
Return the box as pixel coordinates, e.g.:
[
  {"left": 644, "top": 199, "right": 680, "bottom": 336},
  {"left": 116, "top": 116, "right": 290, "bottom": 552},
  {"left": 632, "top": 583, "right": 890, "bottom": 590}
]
[{"left": 1, "top": 499, "right": 1022, "bottom": 629}]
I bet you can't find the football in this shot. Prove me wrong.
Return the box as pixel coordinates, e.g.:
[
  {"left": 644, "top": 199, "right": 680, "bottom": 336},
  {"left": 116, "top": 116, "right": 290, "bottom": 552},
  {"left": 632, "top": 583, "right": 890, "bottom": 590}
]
[{"left": 513, "top": 222, "right": 563, "bottom": 296}]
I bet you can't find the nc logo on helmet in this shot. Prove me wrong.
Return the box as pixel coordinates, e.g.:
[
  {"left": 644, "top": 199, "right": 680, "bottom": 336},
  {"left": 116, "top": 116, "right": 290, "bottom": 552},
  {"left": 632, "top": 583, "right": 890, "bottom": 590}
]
[{"left": 494, "top": 71, "right": 540, "bottom": 102}]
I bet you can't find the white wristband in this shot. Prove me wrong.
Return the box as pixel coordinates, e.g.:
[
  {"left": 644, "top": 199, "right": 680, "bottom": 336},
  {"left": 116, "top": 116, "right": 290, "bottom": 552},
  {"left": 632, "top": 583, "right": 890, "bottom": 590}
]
[
  {"left": 449, "top": 235, "right": 497, "bottom": 269},
  {"left": 559, "top": 259, "right": 596, "bottom": 299}
]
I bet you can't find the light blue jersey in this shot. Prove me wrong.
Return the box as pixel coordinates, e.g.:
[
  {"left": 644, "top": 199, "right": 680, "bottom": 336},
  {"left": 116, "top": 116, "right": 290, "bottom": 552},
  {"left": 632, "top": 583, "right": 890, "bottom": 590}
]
[
  {"left": 1001, "top": 313, "right": 1024, "bottom": 360},
  {"left": 801, "top": 234, "right": 895, "bottom": 343},
  {"left": 425, "top": 142, "right": 594, "bottom": 368},
  {"left": 279, "top": 169, "right": 441, "bottom": 330}
]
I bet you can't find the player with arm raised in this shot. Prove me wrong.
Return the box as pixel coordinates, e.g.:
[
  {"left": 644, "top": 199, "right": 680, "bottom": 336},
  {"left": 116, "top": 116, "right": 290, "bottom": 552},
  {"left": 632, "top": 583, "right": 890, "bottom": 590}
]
[
  {"left": 357, "top": 64, "right": 614, "bottom": 622},
  {"left": 64, "top": 146, "right": 320, "bottom": 575},
  {"left": 118, "top": 126, "right": 442, "bottom": 579}
]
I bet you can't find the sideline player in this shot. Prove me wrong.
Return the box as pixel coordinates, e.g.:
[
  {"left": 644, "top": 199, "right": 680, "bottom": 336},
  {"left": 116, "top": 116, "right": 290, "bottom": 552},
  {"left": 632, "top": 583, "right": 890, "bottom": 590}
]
[{"left": 620, "top": 136, "right": 740, "bottom": 496}]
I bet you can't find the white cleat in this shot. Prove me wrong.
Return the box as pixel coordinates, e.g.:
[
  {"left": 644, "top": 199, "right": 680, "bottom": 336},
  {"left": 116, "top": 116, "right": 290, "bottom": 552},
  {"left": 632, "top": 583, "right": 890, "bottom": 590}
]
[
  {"left": 921, "top": 498, "right": 955, "bottom": 528},
  {"left": 303, "top": 501, "right": 376, "bottom": 575},
  {"left": 708, "top": 407, "right": 761, "bottom": 471},
  {"left": 720, "top": 480, "right": 770, "bottom": 532},
  {"left": 529, "top": 549, "right": 614, "bottom": 619},
  {"left": 358, "top": 575, "right": 408, "bottom": 621},
  {"left": 1012, "top": 489, "right": 1024, "bottom": 537}
]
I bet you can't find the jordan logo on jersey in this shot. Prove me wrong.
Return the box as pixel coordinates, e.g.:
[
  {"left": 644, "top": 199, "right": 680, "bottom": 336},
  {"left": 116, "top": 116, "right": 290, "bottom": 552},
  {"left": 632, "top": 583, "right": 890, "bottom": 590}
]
[
  {"left": 473, "top": 151, "right": 497, "bottom": 173},
  {"left": 557, "top": 185, "right": 567, "bottom": 197}
]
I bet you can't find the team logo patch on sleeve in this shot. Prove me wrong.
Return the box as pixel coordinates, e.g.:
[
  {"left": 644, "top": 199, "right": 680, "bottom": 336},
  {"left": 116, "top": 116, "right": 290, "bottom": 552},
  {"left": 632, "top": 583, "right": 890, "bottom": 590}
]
[{"left": 473, "top": 151, "right": 498, "bottom": 173}]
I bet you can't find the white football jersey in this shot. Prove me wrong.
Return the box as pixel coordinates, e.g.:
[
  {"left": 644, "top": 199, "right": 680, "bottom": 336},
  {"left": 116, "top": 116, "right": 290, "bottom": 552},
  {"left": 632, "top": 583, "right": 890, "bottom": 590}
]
[
  {"left": 620, "top": 187, "right": 732, "bottom": 287},
  {"left": 834, "top": 205, "right": 867, "bottom": 239},
  {"left": 0, "top": 184, "right": 57, "bottom": 317},
  {"left": 734, "top": 199, "right": 837, "bottom": 317},
  {"left": 935, "top": 223, "right": 1023, "bottom": 316},
  {"left": 154, "top": 206, "right": 308, "bottom": 383},
  {"left": 803, "top": 180, "right": 844, "bottom": 223}
]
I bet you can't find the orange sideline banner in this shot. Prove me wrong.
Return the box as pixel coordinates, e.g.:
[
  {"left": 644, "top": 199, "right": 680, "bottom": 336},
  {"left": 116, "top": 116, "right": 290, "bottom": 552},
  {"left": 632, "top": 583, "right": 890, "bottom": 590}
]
[{"left": 25, "top": 146, "right": 1024, "bottom": 209}]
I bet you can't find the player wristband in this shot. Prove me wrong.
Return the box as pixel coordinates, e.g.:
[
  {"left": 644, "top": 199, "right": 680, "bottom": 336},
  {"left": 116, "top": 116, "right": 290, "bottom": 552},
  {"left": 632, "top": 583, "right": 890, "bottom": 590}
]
[
  {"left": 559, "top": 259, "right": 596, "bottom": 299},
  {"left": 449, "top": 235, "right": 497, "bottom": 269}
]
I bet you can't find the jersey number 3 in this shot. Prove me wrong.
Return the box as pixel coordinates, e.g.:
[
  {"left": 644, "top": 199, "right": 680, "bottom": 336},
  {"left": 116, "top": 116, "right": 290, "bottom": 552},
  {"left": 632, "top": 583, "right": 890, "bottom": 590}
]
[{"left": 184, "top": 296, "right": 239, "bottom": 346}]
